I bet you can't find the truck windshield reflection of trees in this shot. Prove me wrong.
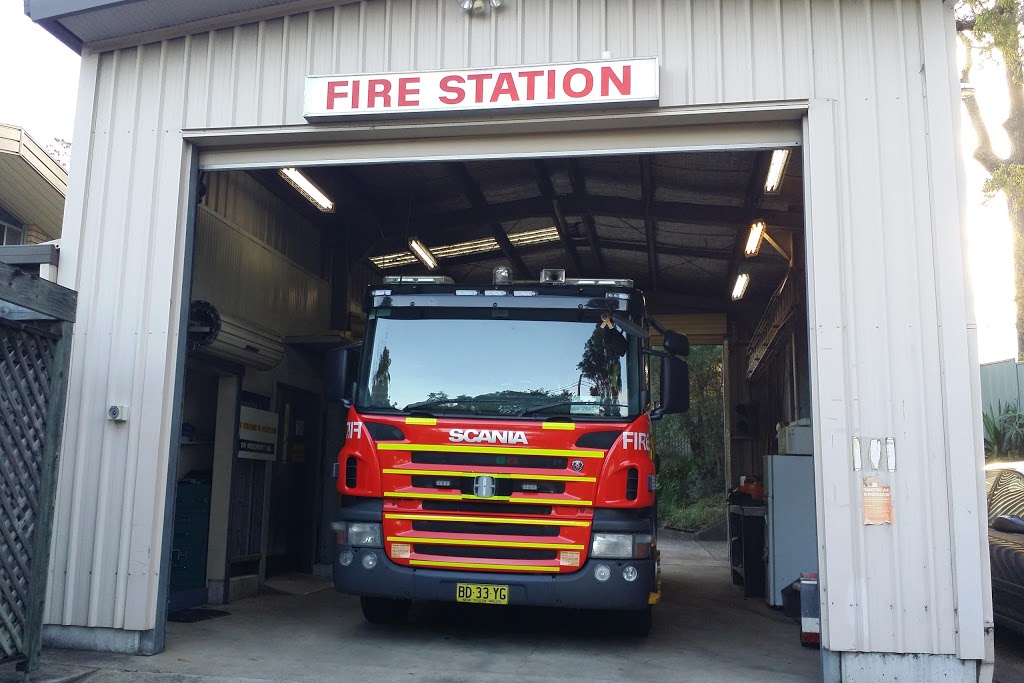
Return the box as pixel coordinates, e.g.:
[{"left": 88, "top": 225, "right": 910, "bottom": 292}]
[{"left": 357, "top": 316, "right": 636, "bottom": 418}]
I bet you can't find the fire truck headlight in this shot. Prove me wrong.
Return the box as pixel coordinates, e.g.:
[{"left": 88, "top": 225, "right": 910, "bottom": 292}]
[
  {"left": 339, "top": 550, "right": 354, "bottom": 567},
  {"left": 347, "top": 522, "right": 383, "bottom": 547},
  {"left": 362, "top": 552, "right": 378, "bottom": 570},
  {"left": 622, "top": 566, "right": 639, "bottom": 582},
  {"left": 594, "top": 564, "right": 611, "bottom": 582},
  {"left": 590, "top": 533, "right": 633, "bottom": 559}
]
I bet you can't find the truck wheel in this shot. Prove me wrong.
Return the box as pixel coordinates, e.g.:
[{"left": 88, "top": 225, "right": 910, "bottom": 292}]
[
  {"left": 621, "top": 606, "right": 653, "bottom": 637},
  {"left": 360, "top": 596, "right": 411, "bottom": 625}
]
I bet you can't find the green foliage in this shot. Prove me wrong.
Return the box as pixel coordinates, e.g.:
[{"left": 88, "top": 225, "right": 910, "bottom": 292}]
[
  {"left": 652, "top": 345, "right": 726, "bottom": 530},
  {"left": 984, "top": 163, "right": 1024, "bottom": 211},
  {"left": 984, "top": 399, "right": 1024, "bottom": 459}
]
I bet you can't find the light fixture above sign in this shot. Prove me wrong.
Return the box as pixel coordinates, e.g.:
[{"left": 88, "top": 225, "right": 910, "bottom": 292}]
[{"left": 304, "top": 58, "right": 659, "bottom": 121}]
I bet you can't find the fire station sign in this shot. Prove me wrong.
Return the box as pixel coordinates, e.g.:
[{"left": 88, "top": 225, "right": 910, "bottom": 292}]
[{"left": 304, "top": 58, "right": 659, "bottom": 120}]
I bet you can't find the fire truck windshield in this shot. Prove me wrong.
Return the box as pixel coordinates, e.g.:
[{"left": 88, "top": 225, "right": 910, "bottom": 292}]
[{"left": 355, "top": 308, "right": 641, "bottom": 419}]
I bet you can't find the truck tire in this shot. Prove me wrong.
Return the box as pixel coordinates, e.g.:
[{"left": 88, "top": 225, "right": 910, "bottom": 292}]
[
  {"left": 621, "top": 606, "right": 653, "bottom": 637},
  {"left": 360, "top": 596, "right": 411, "bottom": 625}
]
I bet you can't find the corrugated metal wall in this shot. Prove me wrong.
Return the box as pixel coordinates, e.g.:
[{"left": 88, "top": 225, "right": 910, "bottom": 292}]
[
  {"left": 50, "top": 0, "right": 988, "bottom": 667},
  {"left": 980, "top": 359, "right": 1024, "bottom": 414}
]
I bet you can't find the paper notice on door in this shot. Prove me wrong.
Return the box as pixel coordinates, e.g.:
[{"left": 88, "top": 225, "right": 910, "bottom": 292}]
[{"left": 862, "top": 477, "right": 894, "bottom": 525}]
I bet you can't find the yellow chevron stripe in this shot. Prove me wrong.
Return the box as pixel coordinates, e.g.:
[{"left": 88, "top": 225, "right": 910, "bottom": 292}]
[
  {"left": 381, "top": 468, "right": 595, "bottom": 482},
  {"left": 384, "top": 513, "right": 591, "bottom": 527},
  {"left": 409, "top": 559, "right": 560, "bottom": 572},
  {"left": 405, "top": 417, "right": 437, "bottom": 426},
  {"left": 376, "top": 442, "right": 603, "bottom": 458},
  {"left": 542, "top": 422, "right": 576, "bottom": 430},
  {"left": 382, "top": 491, "right": 592, "bottom": 506},
  {"left": 388, "top": 536, "right": 584, "bottom": 550}
]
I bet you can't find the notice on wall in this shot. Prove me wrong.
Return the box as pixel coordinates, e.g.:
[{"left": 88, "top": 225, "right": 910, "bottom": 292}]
[
  {"left": 304, "top": 58, "right": 659, "bottom": 120},
  {"left": 862, "top": 477, "right": 894, "bottom": 525},
  {"left": 238, "top": 407, "right": 279, "bottom": 461}
]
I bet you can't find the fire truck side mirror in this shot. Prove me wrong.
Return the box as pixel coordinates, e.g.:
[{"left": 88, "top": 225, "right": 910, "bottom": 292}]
[
  {"left": 662, "top": 330, "right": 689, "bottom": 356},
  {"left": 326, "top": 343, "right": 362, "bottom": 404},
  {"left": 653, "top": 354, "right": 689, "bottom": 418}
]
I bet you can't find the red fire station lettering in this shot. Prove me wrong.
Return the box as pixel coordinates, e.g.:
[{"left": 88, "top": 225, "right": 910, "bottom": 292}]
[
  {"left": 398, "top": 77, "right": 420, "bottom": 106},
  {"left": 601, "top": 64, "right": 631, "bottom": 96},
  {"left": 326, "top": 80, "right": 348, "bottom": 109},
  {"left": 368, "top": 79, "right": 392, "bottom": 107},
  {"left": 439, "top": 75, "right": 466, "bottom": 104},
  {"left": 518, "top": 70, "right": 544, "bottom": 100},
  {"left": 466, "top": 73, "right": 494, "bottom": 103},
  {"left": 306, "top": 60, "right": 656, "bottom": 119},
  {"left": 563, "top": 68, "right": 594, "bottom": 98},
  {"left": 490, "top": 72, "right": 520, "bottom": 102}
]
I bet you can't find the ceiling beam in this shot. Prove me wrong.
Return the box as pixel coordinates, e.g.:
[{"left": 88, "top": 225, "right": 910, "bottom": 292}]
[
  {"left": 446, "top": 162, "right": 532, "bottom": 280},
  {"left": 566, "top": 159, "right": 607, "bottom": 275},
  {"left": 533, "top": 160, "right": 584, "bottom": 276},
  {"left": 639, "top": 155, "right": 658, "bottom": 292},
  {"left": 374, "top": 194, "right": 803, "bottom": 239},
  {"left": 725, "top": 150, "right": 774, "bottom": 301}
]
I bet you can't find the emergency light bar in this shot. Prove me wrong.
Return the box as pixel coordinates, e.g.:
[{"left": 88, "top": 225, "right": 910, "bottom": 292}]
[{"left": 382, "top": 275, "right": 454, "bottom": 284}]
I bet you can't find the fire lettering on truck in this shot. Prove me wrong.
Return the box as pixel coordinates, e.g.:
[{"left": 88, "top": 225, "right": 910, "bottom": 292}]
[
  {"left": 622, "top": 431, "right": 650, "bottom": 451},
  {"left": 448, "top": 429, "right": 529, "bottom": 445}
]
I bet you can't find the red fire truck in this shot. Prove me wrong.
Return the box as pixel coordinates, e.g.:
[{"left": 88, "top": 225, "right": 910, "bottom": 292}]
[{"left": 330, "top": 269, "right": 689, "bottom": 635}]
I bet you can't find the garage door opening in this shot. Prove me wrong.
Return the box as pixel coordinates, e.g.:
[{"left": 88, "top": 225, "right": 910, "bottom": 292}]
[{"left": 168, "top": 145, "right": 819, "bottom": 677}]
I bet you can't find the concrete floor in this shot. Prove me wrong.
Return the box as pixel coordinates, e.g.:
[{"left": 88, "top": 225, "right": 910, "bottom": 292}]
[{"left": 13, "top": 538, "right": 824, "bottom": 683}]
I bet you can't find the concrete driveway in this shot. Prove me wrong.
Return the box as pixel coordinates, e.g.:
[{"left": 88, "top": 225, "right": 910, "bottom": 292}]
[{"left": 9, "top": 538, "right": 821, "bottom": 683}]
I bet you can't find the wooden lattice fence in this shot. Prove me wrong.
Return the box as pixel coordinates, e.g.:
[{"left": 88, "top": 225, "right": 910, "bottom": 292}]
[{"left": 0, "top": 261, "right": 75, "bottom": 672}]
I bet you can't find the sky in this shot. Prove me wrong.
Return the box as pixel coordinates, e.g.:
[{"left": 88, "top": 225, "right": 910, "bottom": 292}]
[{"left": 0, "top": 0, "right": 1018, "bottom": 363}]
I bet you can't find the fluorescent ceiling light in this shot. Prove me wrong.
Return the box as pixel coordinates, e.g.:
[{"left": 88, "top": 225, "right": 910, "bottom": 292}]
[
  {"left": 409, "top": 239, "right": 439, "bottom": 270},
  {"left": 279, "top": 167, "right": 335, "bottom": 212},
  {"left": 745, "top": 221, "right": 766, "bottom": 257},
  {"left": 764, "top": 150, "right": 790, "bottom": 194},
  {"left": 732, "top": 273, "right": 750, "bottom": 301},
  {"left": 370, "top": 227, "right": 560, "bottom": 269}
]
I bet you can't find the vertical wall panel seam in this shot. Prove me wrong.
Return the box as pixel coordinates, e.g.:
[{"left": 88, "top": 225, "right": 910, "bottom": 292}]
[
  {"left": 517, "top": 0, "right": 524, "bottom": 63},
  {"left": 384, "top": 0, "right": 393, "bottom": 71},
  {"left": 892, "top": 0, "right": 941, "bottom": 650},
  {"left": 204, "top": 32, "right": 215, "bottom": 129},
  {"left": 47, "top": 48, "right": 100, "bottom": 624},
  {"left": 686, "top": 0, "right": 695, "bottom": 103},
  {"left": 715, "top": 0, "right": 723, "bottom": 101},
  {"left": 437, "top": 0, "right": 445, "bottom": 69},
  {"left": 863, "top": 0, "right": 906, "bottom": 651},
  {"left": 775, "top": 0, "right": 785, "bottom": 97},
  {"left": 410, "top": 0, "right": 419, "bottom": 70},
  {"left": 803, "top": 0, "right": 814, "bottom": 99},
  {"left": 112, "top": 39, "right": 171, "bottom": 630},
  {"left": 573, "top": 0, "right": 581, "bottom": 61},
  {"left": 747, "top": 0, "right": 755, "bottom": 99},
  {"left": 332, "top": 8, "right": 340, "bottom": 72},
  {"left": 600, "top": 0, "right": 607, "bottom": 54},
  {"left": 63, "top": 48, "right": 122, "bottom": 626},
  {"left": 280, "top": 17, "right": 290, "bottom": 123},
  {"left": 256, "top": 23, "right": 267, "bottom": 125},
  {"left": 628, "top": 0, "right": 635, "bottom": 56},
  {"left": 357, "top": 2, "right": 366, "bottom": 72},
  {"left": 85, "top": 43, "right": 144, "bottom": 628},
  {"left": 490, "top": 3, "right": 497, "bottom": 66},
  {"left": 230, "top": 27, "right": 242, "bottom": 127}
]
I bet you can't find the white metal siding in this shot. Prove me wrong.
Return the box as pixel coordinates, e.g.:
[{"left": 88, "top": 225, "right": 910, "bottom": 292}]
[
  {"left": 192, "top": 205, "right": 330, "bottom": 335},
  {"left": 50, "top": 0, "right": 989, "bottom": 666}
]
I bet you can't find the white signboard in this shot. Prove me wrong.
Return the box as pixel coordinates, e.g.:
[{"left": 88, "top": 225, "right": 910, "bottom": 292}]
[
  {"left": 238, "top": 407, "right": 279, "bottom": 461},
  {"left": 304, "top": 58, "right": 659, "bottom": 120}
]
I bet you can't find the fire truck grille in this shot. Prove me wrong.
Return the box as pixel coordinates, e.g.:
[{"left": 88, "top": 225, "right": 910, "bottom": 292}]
[
  {"left": 412, "top": 452, "right": 568, "bottom": 470},
  {"left": 409, "top": 476, "right": 566, "bottom": 496},
  {"left": 421, "top": 500, "right": 553, "bottom": 515},
  {"left": 411, "top": 520, "right": 561, "bottom": 537},
  {"left": 413, "top": 544, "right": 557, "bottom": 561}
]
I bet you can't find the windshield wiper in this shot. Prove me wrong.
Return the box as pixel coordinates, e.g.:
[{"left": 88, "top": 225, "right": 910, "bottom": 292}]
[
  {"left": 403, "top": 398, "right": 508, "bottom": 411},
  {"left": 517, "top": 401, "right": 629, "bottom": 417}
]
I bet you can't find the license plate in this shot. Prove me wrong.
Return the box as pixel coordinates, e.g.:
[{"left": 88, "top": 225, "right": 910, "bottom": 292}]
[{"left": 456, "top": 583, "right": 509, "bottom": 605}]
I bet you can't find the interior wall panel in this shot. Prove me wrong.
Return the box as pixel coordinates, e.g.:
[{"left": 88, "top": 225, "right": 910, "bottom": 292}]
[{"left": 48, "top": 0, "right": 987, "bottom": 668}]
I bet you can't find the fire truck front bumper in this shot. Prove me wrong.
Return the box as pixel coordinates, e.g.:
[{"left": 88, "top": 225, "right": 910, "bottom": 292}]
[{"left": 333, "top": 546, "right": 657, "bottom": 611}]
